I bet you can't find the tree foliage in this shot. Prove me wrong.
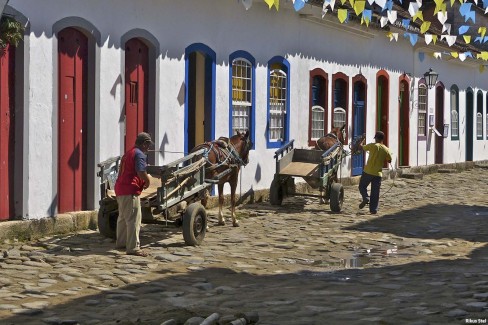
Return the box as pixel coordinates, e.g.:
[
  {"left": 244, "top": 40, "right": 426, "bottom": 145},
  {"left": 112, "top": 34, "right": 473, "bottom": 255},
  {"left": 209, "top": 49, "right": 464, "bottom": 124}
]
[{"left": 0, "top": 16, "right": 24, "bottom": 48}]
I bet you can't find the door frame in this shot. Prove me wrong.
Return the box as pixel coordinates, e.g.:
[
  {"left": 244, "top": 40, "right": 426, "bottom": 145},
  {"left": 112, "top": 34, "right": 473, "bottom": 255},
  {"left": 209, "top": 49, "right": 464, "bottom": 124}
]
[
  {"left": 376, "top": 70, "right": 389, "bottom": 146},
  {"left": 398, "top": 75, "right": 410, "bottom": 167},
  {"left": 184, "top": 43, "right": 216, "bottom": 155},
  {"left": 53, "top": 18, "right": 101, "bottom": 213},
  {"left": 351, "top": 74, "right": 367, "bottom": 176},
  {"left": 434, "top": 83, "right": 445, "bottom": 164},
  {"left": 465, "top": 87, "right": 474, "bottom": 161}
]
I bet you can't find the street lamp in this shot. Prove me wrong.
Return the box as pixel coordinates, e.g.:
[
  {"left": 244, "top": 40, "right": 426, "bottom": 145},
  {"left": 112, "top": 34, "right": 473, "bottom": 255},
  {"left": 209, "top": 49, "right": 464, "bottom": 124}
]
[{"left": 423, "top": 68, "right": 438, "bottom": 89}]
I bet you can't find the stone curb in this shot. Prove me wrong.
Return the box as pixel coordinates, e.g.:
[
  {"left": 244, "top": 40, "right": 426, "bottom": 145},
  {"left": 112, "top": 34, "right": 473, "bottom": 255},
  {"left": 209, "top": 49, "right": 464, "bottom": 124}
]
[{"left": 1, "top": 160, "right": 485, "bottom": 242}]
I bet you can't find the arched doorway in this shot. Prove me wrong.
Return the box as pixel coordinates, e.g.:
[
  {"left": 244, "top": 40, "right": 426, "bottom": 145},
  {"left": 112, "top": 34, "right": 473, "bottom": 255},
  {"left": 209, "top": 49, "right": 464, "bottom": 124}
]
[
  {"left": 466, "top": 88, "right": 474, "bottom": 161},
  {"left": 398, "top": 77, "right": 410, "bottom": 166},
  {"left": 58, "top": 27, "right": 88, "bottom": 213},
  {"left": 124, "top": 38, "right": 148, "bottom": 152},
  {"left": 0, "top": 44, "right": 15, "bottom": 220},
  {"left": 376, "top": 70, "right": 389, "bottom": 146},
  {"left": 352, "top": 74, "right": 367, "bottom": 176},
  {"left": 435, "top": 84, "right": 445, "bottom": 164},
  {"left": 185, "top": 43, "right": 215, "bottom": 154}
]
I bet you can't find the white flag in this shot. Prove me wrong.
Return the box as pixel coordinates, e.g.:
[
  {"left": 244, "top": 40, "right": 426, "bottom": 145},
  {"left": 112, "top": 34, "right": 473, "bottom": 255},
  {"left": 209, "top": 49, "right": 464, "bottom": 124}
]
[
  {"left": 387, "top": 10, "right": 397, "bottom": 25},
  {"left": 380, "top": 16, "right": 389, "bottom": 28},
  {"left": 242, "top": 0, "right": 253, "bottom": 10},
  {"left": 425, "top": 34, "right": 433, "bottom": 45}
]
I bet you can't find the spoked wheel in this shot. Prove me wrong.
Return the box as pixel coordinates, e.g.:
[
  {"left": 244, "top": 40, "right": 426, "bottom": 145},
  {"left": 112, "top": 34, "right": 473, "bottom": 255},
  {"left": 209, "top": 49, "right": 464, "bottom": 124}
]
[
  {"left": 182, "top": 202, "right": 207, "bottom": 246},
  {"left": 270, "top": 178, "right": 283, "bottom": 206},
  {"left": 98, "top": 200, "right": 118, "bottom": 239},
  {"left": 329, "top": 183, "right": 344, "bottom": 212}
]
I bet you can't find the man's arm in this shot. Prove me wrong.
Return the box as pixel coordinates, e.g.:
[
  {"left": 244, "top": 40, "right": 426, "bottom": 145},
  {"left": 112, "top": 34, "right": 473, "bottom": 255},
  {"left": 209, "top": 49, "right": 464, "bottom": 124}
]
[{"left": 137, "top": 171, "right": 150, "bottom": 189}]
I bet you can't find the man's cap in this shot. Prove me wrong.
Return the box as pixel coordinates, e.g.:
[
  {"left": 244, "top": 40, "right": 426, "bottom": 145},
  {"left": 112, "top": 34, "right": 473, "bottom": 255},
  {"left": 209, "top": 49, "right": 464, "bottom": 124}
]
[
  {"left": 136, "top": 132, "right": 154, "bottom": 145},
  {"left": 374, "top": 131, "right": 385, "bottom": 140}
]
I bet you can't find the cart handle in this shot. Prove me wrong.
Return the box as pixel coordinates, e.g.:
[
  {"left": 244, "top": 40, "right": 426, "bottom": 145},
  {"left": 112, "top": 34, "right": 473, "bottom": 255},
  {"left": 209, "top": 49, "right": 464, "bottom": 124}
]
[{"left": 273, "top": 139, "right": 295, "bottom": 159}]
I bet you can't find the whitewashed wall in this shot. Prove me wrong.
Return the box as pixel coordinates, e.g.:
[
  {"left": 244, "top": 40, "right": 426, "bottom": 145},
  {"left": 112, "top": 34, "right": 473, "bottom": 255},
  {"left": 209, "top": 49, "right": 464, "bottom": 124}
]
[{"left": 8, "top": 0, "right": 488, "bottom": 219}]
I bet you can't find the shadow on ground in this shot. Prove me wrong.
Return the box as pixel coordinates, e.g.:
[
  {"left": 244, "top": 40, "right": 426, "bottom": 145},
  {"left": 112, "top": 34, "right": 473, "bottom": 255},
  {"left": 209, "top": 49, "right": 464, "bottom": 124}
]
[{"left": 2, "top": 204, "right": 488, "bottom": 325}]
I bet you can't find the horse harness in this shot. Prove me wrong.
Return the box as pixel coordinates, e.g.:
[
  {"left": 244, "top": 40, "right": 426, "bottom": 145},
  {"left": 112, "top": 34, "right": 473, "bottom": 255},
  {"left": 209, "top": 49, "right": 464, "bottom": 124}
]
[
  {"left": 198, "top": 137, "right": 247, "bottom": 170},
  {"left": 317, "top": 132, "right": 342, "bottom": 151}
]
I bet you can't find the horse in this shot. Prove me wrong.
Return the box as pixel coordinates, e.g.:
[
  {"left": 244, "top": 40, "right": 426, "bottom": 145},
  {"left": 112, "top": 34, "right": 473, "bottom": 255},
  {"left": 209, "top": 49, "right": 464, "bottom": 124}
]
[
  {"left": 190, "top": 130, "right": 252, "bottom": 227},
  {"left": 315, "top": 124, "right": 346, "bottom": 151},
  {"left": 314, "top": 125, "right": 346, "bottom": 203}
]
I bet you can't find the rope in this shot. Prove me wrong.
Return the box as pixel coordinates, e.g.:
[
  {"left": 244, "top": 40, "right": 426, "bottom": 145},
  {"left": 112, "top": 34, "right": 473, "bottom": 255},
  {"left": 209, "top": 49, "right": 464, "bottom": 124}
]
[
  {"left": 164, "top": 157, "right": 206, "bottom": 185},
  {"left": 380, "top": 163, "right": 396, "bottom": 198}
]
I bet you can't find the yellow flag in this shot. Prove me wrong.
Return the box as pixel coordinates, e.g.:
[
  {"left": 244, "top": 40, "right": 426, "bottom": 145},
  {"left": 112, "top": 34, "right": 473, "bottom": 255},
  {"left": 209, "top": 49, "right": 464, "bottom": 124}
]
[
  {"left": 265, "top": 0, "right": 274, "bottom": 9},
  {"left": 480, "top": 65, "right": 485, "bottom": 73},
  {"left": 432, "top": 35, "right": 438, "bottom": 44},
  {"left": 338, "top": 9, "right": 348, "bottom": 23},
  {"left": 413, "top": 11, "right": 424, "bottom": 22},
  {"left": 349, "top": 0, "right": 355, "bottom": 8},
  {"left": 479, "top": 27, "right": 487, "bottom": 39},
  {"left": 451, "top": 52, "right": 459, "bottom": 58},
  {"left": 341, "top": 0, "right": 347, "bottom": 4},
  {"left": 463, "top": 35, "right": 471, "bottom": 43},
  {"left": 354, "top": 1, "right": 365, "bottom": 16},
  {"left": 480, "top": 52, "right": 488, "bottom": 60},
  {"left": 450, "top": 0, "right": 455, "bottom": 6},
  {"left": 420, "top": 21, "right": 431, "bottom": 34},
  {"left": 434, "top": 3, "right": 447, "bottom": 15},
  {"left": 274, "top": 0, "right": 279, "bottom": 10}
]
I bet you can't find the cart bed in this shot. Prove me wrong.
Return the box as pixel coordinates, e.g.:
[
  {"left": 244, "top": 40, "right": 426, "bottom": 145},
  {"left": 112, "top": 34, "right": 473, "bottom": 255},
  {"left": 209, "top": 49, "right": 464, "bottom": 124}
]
[{"left": 280, "top": 161, "right": 319, "bottom": 177}]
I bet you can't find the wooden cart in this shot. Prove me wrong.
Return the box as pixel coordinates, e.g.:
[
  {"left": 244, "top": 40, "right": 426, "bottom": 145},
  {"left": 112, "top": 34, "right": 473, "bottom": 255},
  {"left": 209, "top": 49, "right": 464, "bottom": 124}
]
[
  {"left": 270, "top": 140, "right": 345, "bottom": 212},
  {"left": 97, "top": 149, "right": 231, "bottom": 246}
]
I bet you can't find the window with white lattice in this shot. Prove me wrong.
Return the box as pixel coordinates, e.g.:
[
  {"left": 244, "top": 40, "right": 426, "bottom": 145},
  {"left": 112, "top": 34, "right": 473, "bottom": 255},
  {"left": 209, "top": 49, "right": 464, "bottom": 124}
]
[
  {"left": 333, "top": 107, "right": 346, "bottom": 128},
  {"left": 269, "top": 69, "right": 287, "bottom": 142},
  {"left": 417, "top": 84, "right": 427, "bottom": 136},
  {"left": 311, "top": 106, "right": 325, "bottom": 140},
  {"left": 231, "top": 58, "right": 252, "bottom": 135},
  {"left": 450, "top": 86, "right": 459, "bottom": 140},
  {"left": 451, "top": 110, "right": 458, "bottom": 138},
  {"left": 477, "top": 112, "right": 483, "bottom": 138}
]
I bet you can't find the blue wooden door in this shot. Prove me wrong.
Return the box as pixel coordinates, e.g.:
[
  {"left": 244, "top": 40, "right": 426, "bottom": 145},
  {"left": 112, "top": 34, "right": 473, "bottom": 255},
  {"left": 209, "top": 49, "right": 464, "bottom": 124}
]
[{"left": 352, "top": 84, "right": 365, "bottom": 176}]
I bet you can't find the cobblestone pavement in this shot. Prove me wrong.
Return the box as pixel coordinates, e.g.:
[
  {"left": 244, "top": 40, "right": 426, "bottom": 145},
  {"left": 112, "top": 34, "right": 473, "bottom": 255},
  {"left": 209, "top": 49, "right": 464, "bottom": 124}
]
[{"left": 1, "top": 168, "right": 488, "bottom": 325}]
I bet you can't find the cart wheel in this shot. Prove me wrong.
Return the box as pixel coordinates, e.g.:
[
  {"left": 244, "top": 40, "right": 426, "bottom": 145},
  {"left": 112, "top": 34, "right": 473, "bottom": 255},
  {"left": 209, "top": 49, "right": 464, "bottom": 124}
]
[
  {"left": 329, "top": 183, "right": 344, "bottom": 212},
  {"left": 98, "top": 201, "right": 118, "bottom": 239},
  {"left": 270, "top": 178, "right": 283, "bottom": 206},
  {"left": 182, "top": 202, "right": 207, "bottom": 246}
]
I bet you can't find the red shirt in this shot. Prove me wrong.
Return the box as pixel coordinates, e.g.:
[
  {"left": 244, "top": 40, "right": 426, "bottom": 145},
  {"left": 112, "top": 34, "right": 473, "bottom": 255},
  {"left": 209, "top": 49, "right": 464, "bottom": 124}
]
[{"left": 114, "top": 147, "right": 146, "bottom": 196}]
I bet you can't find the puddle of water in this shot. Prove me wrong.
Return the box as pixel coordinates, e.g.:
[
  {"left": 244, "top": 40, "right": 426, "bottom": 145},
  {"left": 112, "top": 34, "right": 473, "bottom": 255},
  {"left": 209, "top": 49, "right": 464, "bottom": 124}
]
[{"left": 312, "top": 255, "right": 372, "bottom": 268}]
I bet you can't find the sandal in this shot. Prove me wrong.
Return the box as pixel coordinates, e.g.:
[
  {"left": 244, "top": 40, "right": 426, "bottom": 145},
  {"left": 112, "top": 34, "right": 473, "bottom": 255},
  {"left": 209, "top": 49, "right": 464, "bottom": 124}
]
[{"left": 127, "top": 250, "right": 149, "bottom": 257}]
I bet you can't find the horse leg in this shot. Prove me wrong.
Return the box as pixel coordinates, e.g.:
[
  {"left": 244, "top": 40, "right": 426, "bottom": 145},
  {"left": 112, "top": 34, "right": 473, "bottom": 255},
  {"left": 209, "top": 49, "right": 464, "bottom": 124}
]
[
  {"left": 230, "top": 180, "right": 239, "bottom": 227},
  {"left": 217, "top": 183, "right": 225, "bottom": 226}
]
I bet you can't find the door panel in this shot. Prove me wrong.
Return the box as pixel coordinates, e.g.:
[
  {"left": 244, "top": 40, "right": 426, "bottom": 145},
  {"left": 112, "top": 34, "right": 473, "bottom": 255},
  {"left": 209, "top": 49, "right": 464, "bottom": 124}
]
[
  {"left": 0, "top": 44, "right": 15, "bottom": 220},
  {"left": 125, "top": 38, "right": 148, "bottom": 152},
  {"left": 58, "top": 28, "right": 87, "bottom": 213},
  {"left": 399, "top": 80, "right": 410, "bottom": 166},
  {"left": 352, "top": 82, "right": 365, "bottom": 176},
  {"left": 435, "top": 86, "right": 444, "bottom": 164}
]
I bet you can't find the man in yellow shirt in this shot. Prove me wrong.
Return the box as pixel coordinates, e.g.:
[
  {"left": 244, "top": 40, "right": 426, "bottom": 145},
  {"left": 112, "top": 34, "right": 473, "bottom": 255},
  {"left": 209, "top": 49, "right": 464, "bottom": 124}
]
[{"left": 358, "top": 131, "right": 392, "bottom": 214}]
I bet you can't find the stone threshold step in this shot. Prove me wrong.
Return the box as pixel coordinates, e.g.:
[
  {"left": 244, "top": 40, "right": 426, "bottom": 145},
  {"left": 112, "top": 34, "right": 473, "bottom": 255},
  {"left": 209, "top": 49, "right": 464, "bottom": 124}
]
[
  {"left": 401, "top": 173, "right": 423, "bottom": 180},
  {"left": 437, "top": 169, "right": 458, "bottom": 173}
]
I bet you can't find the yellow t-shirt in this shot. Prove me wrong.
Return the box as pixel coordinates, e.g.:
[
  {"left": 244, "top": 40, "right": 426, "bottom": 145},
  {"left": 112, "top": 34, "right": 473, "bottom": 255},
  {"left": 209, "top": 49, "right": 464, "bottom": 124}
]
[{"left": 363, "top": 143, "right": 392, "bottom": 177}]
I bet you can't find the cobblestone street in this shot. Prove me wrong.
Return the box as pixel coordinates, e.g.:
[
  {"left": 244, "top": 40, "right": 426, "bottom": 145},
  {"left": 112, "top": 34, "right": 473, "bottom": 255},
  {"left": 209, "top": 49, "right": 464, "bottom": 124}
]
[{"left": 1, "top": 167, "right": 488, "bottom": 325}]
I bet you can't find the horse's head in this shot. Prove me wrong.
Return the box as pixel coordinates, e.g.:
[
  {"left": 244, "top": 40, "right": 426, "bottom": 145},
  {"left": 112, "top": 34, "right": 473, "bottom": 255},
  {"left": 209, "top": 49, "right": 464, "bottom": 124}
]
[
  {"left": 330, "top": 124, "right": 346, "bottom": 144},
  {"left": 230, "top": 130, "right": 252, "bottom": 166}
]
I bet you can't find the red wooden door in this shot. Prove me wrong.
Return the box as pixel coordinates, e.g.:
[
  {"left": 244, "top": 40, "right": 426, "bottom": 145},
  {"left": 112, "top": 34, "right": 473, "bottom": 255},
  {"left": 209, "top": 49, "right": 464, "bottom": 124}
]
[
  {"left": 0, "top": 44, "right": 15, "bottom": 220},
  {"left": 124, "top": 38, "right": 148, "bottom": 152},
  {"left": 58, "top": 28, "right": 87, "bottom": 213}
]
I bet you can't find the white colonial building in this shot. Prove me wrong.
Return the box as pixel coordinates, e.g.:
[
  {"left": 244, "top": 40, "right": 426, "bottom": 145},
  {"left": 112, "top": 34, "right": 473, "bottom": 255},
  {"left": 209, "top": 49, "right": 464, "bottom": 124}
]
[{"left": 1, "top": 0, "right": 487, "bottom": 220}]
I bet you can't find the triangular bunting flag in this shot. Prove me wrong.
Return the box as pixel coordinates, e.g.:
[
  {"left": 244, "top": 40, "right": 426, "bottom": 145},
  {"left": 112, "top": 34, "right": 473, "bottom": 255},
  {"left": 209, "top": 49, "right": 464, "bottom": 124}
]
[
  {"left": 338, "top": 9, "right": 348, "bottom": 23},
  {"left": 463, "top": 35, "right": 471, "bottom": 43},
  {"left": 242, "top": 0, "right": 253, "bottom": 10},
  {"left": 425, "top": 34, "right": 433, "bottom": 44},
  {"left": 362, "top": 9, "right": 372, "bottom": 26},
  {"left": 420, "top": 21, "right": 430, "bottom": 34},
  {"left": 354, "top": 0, "right": 366, "bottom": 16}
]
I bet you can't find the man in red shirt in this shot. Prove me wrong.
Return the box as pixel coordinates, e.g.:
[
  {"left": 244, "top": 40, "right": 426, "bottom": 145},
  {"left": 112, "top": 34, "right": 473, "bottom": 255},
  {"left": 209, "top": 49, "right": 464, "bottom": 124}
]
[{"left": 114, "top": 132, "right": 153, "bottom": 256}]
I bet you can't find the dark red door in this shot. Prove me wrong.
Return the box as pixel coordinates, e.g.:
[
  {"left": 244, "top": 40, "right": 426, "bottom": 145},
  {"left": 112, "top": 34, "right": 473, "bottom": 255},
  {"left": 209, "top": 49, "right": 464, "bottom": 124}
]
[
  {"left": 58, "top": 28, "right": 87, "bottom": 213},
  {"left": 0, "top": 44, "right": 15, "bottom": 220},
  {"left": 435, "top": 86, "right": 444, "bottom": 164},
  {"left": 124, "top": 38, "right": 148, "bottom": 152}
]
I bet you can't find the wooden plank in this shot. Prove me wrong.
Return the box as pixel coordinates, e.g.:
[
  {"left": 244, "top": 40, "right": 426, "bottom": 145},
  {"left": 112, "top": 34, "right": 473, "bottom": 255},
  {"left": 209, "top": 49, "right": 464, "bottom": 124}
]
[
  {"left": 106, "top": 175, "right": 160, "bottom": 200},
  {"left": 279, "top": 162, "right": 318, "bottom": 177}
]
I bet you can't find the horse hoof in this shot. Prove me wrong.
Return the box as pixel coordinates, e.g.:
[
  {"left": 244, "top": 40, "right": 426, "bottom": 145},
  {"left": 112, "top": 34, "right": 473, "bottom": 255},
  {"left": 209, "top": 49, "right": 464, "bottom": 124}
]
[
  {"left": 217, "top": 221, "right": 226, "bottom": 226},
  {"left": 232, "top": 221, "right": 240, "bottom": 227}
]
